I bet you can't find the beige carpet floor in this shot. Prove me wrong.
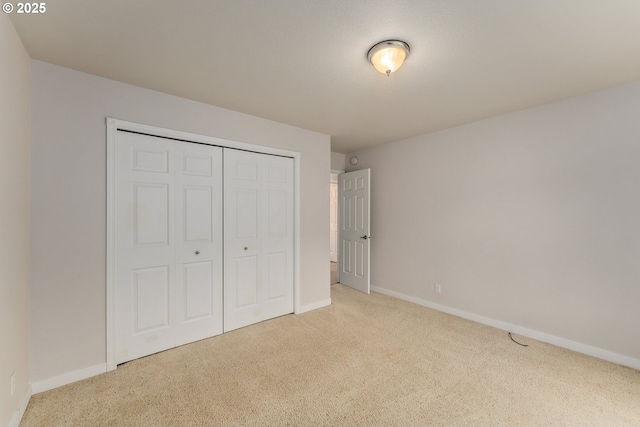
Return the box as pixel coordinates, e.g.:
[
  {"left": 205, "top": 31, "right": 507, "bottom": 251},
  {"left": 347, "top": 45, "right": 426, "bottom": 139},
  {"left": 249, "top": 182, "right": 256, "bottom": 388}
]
[{"left": 21, "top": 284, "right": 640, "bottom": 426}]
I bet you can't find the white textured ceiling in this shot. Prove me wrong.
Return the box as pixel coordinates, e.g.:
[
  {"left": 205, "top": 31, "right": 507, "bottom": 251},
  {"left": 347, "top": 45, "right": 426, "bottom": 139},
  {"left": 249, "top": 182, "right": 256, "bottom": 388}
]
[{"left": 10, "top": 0, "right": 640, "bottom": 153}]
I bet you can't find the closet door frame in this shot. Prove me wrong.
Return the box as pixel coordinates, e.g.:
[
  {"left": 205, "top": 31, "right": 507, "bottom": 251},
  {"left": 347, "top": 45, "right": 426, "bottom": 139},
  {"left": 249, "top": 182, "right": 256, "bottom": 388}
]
[{"left": 106, "top": 118, "right": 301, "bottom": 372}]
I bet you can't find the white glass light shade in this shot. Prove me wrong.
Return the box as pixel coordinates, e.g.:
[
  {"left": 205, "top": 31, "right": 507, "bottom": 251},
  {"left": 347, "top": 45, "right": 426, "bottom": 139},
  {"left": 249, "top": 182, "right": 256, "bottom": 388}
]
[{"left": 367, "top": 40, "right": 410, "bottom": 76}]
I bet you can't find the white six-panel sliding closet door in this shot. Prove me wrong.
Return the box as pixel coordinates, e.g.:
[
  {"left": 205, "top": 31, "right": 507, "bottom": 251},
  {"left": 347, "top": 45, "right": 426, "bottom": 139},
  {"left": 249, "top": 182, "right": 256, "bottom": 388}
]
[
  {"left": 223, "top": 149, "right": 294, "bottom": 332},
  {"left": 114, "top": 130, "right": 293, "bottom": 364},
  {"left": 115, "top": 132, "right": 224, "bottom": 364}
]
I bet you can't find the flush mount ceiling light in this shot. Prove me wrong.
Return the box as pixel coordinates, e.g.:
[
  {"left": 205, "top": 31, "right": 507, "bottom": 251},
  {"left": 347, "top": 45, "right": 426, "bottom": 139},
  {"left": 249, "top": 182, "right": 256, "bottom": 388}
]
[{"left": 367, "top": 40, "right": 410, "bottom": 76}]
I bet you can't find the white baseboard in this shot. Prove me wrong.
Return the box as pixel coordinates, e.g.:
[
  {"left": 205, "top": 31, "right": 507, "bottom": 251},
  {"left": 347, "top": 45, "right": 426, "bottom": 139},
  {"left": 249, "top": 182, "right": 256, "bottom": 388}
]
[
  {"left": 371, "top": 286, "right": 640, "bottom": 371},
  {"left": 31, "top": 363, "right": 107, "bottom": 394},
  {"left": 8, "top": 384, "right": 31, "bottom": 427},
  {"left": 297, "top": 298, "right": 332, "bottom": 314}
]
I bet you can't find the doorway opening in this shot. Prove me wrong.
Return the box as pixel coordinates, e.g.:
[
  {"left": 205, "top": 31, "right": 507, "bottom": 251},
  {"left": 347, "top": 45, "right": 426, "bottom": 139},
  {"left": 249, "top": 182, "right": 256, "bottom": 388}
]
[{"left": 330, "top": 171, "right": 341, "bottom": 285}]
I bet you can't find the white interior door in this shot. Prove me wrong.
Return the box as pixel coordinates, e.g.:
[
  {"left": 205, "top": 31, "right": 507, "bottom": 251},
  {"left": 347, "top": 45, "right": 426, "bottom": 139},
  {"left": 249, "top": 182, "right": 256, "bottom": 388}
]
[
  {"left": 338, "top": 169, "right": 370, "bottom": 293},
  {"left": 224, "top": 149, "right": 294, "bottom": 332},
  {"left": 329, "top": 175, "right": 338, "bottom": 263},
  {"left": 115, "top": 131, "right": 223, "bottom": 364},
  {"left": 174, "top": 141, "right": 223, "bottom": 346}
]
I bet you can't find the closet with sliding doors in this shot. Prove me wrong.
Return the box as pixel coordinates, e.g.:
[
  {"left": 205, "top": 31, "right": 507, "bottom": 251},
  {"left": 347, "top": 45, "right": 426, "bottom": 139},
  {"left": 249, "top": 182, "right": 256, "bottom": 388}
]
[{"left": 112, "top": 129, "right": 294, "bottom": 364}]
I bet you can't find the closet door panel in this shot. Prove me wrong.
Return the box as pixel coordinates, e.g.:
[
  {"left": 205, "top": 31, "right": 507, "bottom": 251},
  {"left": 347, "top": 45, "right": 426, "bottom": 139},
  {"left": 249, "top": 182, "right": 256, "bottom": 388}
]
[
  {"left": 224, "top": 149, "right": 294, "bottom": 332},
  {"left": 116, "top": 132, "right": 176, "bottom": 364},
  {"left": 174, "top": 142, "right": 223, "bottom": 345},
  {"left": 259, "top": 154, "right": 294, "bottom": 321},
  {"left": 116, "top": 133, "right": 223, "bottom": 363}
]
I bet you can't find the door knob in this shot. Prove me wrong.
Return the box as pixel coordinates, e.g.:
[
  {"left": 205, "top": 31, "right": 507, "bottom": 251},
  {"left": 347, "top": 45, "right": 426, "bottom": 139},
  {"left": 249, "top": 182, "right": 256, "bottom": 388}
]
[
  {"left": 360, "top": 235, "right": 369, "bottom": 240},
  {"left": 195, "top": 251, "right": 200, "bottom": 255}
]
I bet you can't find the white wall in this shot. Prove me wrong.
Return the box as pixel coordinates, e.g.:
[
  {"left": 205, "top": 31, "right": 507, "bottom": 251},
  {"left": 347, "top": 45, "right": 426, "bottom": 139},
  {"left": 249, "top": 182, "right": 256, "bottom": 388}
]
[
  {"left": 0, "top": 14, "right": 31, "bottom": 427},
  {"left": 331, "top": 151, "right": 345, "bottom": 171},
  {"left": 347, "top": 81, "right": 640, "bottom": 365},
  {"left": 30, "top": 60, "right": 330, "bottom": 385}
]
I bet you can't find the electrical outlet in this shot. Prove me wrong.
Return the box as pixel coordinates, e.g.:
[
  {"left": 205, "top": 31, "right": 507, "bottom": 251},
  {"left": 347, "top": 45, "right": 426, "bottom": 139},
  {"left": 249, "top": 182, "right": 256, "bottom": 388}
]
[
  {"left": 434, "top": 283, "right": 442, "bottom": 294},
  {"left": 10, "top": 372, "right": 15, "bottom": 396}
]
